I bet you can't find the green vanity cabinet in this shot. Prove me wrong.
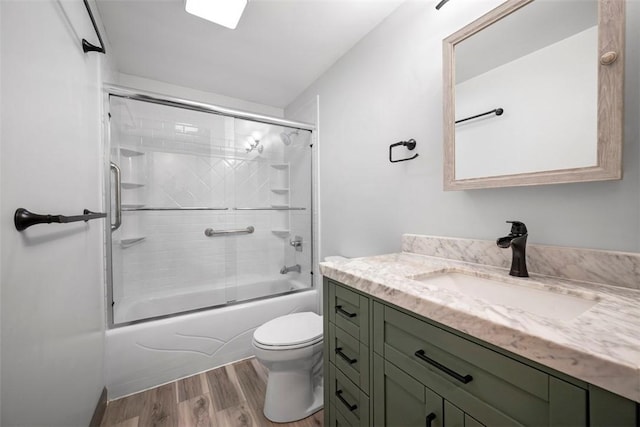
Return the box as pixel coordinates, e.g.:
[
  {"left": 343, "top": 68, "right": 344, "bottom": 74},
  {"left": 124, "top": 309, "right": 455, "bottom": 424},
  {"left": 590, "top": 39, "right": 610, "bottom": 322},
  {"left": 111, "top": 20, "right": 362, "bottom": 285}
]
[
  {"left": 323, "top": 277, "right": 639, "bottom": 427},
  {"left": 373, "top": 353, "right": 486, "bottom": 427},
  {"left": 325, "top": 278, "right": 371, "bottom": 426}
]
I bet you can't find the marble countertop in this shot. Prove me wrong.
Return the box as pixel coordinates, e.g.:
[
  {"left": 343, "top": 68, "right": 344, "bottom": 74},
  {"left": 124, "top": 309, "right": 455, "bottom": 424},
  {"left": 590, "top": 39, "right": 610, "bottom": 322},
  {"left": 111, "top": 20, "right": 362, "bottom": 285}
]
[{"left": 319, "top": 252, "right": 640, "bottom": 403}]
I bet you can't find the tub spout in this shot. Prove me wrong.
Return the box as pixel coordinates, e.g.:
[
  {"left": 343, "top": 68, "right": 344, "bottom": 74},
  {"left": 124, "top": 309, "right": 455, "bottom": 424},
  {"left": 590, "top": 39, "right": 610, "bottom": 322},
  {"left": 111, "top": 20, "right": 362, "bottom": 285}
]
[{"left": 280, "top": 264, "right": 301, "bottom": 274}]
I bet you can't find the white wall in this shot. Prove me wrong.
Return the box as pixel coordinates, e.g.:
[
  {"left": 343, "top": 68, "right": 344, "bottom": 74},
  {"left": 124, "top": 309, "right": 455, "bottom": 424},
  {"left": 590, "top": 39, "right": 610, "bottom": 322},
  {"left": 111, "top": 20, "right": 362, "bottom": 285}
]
[
  {"left": 116, "top": 72, "right": 285, "bottom": 118},
  {"left": 286, "top": 0, "right": 640, "bottom": 257},
  {"left": 0, "top": 0, "right": 114, "bottom": 425}
]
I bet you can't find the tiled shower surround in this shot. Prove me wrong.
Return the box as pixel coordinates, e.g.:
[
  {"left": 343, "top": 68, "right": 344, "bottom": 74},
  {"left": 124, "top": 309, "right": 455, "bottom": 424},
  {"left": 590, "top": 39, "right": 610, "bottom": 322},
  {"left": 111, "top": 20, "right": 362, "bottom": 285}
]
[{"left": 109, "top": 98, "right": 312, "bottom": 322}]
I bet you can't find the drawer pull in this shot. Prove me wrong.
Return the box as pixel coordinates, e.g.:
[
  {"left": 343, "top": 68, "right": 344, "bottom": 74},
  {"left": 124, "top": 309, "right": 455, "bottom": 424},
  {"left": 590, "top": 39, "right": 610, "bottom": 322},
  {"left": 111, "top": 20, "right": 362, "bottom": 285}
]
[
  {"left": 335, "top": 390, "right": 358, "bottom": 412},
  {"left": 335, "top": 305, "right": 357, "bottom": 318},
  {"left": 426, "top": 412, "right": 437, "bottom": 427},
  {"left": 414, "top": 349, "right": 473, "bottom": 384},
  {"left": 335, "top": 347, "right": 357, "bottom": 365}
]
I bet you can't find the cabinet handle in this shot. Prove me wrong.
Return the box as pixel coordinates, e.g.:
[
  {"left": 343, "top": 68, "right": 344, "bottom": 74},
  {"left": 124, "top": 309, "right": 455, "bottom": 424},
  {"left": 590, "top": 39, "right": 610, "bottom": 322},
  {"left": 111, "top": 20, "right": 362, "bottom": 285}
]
[
  {"left": 335, "top": 390, "right": 358, "bottom": 412},
  {"left": 335, "top": 347, "right": 357, "bottom": 365},
  {"left": 414, "top": 349, "right": 473, "bottom": 384},
  {"left": 426, "top": 412, "right": 437, "bottom": 427},
  {"left": 335, "top": 305, "right": 357, "bottom": 318}
]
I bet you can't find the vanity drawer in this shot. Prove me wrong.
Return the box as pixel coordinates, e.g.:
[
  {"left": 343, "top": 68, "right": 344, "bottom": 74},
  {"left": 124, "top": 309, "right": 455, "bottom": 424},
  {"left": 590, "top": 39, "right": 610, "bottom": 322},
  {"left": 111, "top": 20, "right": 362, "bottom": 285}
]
[
  {"left": 329, "top": 362, "right": 370, "bottom": 426},
  {"left": 329, "top": 323, "right": 370, "bottom": 393},
  {"left": 329, "top": 403, "right": 355, "bottom": 427},
  {"left": 378, "top": 304, "right": 563, "bottom": 426},
  {"left": 328, "top": 280, "right": 369, "bottom": 345}
]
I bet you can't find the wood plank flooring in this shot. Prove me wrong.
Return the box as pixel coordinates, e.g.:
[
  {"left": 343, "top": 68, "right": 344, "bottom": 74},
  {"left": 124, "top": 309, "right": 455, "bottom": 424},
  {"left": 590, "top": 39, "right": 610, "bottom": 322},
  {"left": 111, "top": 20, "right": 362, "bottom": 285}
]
[{"left": 101, "top": 358, "right": 324, "bottom": 427}]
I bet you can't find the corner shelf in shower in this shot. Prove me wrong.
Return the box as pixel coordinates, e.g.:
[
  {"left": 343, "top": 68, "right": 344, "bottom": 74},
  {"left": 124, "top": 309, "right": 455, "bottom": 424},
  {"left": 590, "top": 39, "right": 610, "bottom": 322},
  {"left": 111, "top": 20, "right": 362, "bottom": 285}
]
[
  {"left": 122, "top": 204, "right": 146, "bottom": 210},
  {"left": 270, "top": 188, "right": 289, "bottom": 193},
  {"left": 120, "top": 148, "right": 145, "bottom": 157},
  {"left": 121, "top": 182, "right": 145, "bottom": 189},
  {"left": 120, "top": 237, "right": 146, "bottom": 248},
  {"left": 271, "top": 229, "right": 290, "bottom": 237},
  {"left": 269, "top": 163, "right": 289, "bottom": 169}
]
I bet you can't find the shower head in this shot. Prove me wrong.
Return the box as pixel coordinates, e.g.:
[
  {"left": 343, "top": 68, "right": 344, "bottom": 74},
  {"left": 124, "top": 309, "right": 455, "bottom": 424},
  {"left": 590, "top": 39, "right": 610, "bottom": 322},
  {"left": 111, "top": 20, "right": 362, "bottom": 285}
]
[{"left": 279, "top": 129, "right": 299, "bottom": 146}]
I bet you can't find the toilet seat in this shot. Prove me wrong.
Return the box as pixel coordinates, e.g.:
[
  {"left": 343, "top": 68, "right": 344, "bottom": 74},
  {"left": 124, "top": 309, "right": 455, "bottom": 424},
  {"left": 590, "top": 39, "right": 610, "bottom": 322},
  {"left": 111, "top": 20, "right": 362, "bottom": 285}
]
[{"left": 253, "top": 312, "right": 323, "bottom": 350}]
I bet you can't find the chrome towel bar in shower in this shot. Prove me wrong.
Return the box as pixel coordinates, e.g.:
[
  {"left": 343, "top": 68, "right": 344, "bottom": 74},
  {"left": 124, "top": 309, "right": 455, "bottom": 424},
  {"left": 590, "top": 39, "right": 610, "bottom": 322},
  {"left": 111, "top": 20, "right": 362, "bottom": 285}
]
[
  {"left": 204, "top": 226, "right": 255, "bottom": 237},
  {"left": 14, "top": 208, "right": 107, "bottom": 231}
]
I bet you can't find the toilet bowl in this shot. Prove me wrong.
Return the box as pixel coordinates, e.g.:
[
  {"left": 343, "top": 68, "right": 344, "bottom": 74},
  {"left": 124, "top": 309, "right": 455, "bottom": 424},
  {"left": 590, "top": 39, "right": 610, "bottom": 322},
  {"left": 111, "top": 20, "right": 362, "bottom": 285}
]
[{"left": 252, "top": 312, "right": 324, "bottom": 423}]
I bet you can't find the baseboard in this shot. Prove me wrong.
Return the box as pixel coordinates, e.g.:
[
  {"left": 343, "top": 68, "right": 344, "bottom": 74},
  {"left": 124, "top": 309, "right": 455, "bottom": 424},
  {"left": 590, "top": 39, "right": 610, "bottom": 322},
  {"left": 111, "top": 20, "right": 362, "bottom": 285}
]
[{"left": 89, "top": 387, "right": 108, "bottom": 427}]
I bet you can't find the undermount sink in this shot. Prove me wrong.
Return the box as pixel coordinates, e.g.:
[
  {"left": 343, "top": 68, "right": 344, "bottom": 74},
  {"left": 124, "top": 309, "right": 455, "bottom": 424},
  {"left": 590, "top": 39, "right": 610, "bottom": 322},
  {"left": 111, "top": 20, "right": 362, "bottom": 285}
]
[{"left": 413, "top": 270, "right": 599, "bottom": 321}]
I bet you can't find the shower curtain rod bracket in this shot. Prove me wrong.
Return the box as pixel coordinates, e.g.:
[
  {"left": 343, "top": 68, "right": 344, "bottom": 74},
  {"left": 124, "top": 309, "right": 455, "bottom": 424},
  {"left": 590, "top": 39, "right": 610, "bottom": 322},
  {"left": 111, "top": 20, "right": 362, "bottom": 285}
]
[{"left": 81, "top": 0, "right": 106, "bottom": 54}]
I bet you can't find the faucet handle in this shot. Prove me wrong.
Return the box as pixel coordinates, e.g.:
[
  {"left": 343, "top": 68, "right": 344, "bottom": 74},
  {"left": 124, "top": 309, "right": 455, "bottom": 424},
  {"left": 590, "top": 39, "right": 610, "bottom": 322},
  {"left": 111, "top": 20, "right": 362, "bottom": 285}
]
[{"left": 506, "top": 220, "right": 527, "bottom": 235}]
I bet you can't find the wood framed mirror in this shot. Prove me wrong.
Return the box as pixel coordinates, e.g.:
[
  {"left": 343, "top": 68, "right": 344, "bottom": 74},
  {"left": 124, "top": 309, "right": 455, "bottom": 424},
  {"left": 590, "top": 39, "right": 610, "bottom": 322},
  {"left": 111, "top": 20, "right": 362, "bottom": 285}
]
[{"left": 443, "top": 0, "right": 625, "bottom": 191}]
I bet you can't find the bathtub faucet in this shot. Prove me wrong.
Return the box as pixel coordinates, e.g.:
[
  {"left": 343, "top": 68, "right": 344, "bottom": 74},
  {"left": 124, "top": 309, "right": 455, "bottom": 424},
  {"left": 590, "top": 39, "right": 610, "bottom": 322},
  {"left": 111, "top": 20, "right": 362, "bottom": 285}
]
[{"left": 280, "top": 264, "right": 301, "bottom": 274}]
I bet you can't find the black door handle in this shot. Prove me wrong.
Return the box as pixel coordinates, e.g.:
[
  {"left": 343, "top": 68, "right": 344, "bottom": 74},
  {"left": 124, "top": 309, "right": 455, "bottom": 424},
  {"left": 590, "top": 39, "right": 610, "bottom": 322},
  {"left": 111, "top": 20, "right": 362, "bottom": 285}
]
[
  {"left": 335, "top": 347, "right": 357, "bottom": 365},
  {"left": 426, "top": 412, "right": 436, "bottom": 427},
  {"left": 335, "top": 390, "right": 358, "bottom": 412},
  {"left": 415, "top": 349, "right": 473, "bottom": 384},
  {"left": 335, "top": 305, "right": 357, "bottom": 318}
]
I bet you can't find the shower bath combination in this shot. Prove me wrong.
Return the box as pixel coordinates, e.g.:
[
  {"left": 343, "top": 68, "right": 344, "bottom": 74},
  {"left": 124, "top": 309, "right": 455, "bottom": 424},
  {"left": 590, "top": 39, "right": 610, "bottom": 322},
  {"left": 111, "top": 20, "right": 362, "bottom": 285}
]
[{"left": 103, "top": 86, "right": 316, "bottom": 398}]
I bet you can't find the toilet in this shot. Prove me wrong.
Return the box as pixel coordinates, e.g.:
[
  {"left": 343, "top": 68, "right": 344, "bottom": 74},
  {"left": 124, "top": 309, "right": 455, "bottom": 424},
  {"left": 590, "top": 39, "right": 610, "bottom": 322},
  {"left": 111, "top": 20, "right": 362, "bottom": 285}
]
[{"left": 252, "top": 312, "right": 324, "bottom": 423}]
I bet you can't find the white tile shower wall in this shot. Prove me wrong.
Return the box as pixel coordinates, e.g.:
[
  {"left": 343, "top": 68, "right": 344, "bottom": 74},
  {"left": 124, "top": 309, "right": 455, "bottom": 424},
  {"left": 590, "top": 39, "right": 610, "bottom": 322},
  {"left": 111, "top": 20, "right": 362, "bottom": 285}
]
[{"left": 111, "top": 98, "right": 311, "bottom": 307}]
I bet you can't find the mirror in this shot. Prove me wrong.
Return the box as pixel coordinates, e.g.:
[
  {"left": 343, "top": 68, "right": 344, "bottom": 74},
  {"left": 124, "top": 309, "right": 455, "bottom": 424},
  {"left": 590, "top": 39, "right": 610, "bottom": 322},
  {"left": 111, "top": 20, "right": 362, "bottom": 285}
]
[{"left": 443, "top": 0, "right": 625, "bottom": 191}]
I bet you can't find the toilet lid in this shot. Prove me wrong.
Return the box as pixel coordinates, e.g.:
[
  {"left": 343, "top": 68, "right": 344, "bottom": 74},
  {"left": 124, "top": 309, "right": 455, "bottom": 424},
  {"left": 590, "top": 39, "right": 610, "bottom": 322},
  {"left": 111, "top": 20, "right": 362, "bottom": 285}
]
[{"left": 253, "top": 312, "right": 323, "bottom": 348}]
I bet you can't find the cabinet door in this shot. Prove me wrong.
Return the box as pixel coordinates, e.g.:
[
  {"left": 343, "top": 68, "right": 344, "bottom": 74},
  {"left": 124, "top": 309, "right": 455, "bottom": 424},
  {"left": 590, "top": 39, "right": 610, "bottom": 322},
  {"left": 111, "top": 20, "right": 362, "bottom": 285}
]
[
  {"left": 444, "top": 400, "right": 486, "bottom": 427},
  {"left": 425, "top": 387, "right": 444, "bottom": 427},
  {"left": 374, "top": 354, "right": 429, "bottom": 426}
]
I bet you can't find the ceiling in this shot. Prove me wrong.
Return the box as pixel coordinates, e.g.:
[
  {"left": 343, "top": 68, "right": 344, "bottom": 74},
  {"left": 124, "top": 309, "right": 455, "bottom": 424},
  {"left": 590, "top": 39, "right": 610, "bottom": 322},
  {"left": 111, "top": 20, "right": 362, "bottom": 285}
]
[{"left": 97, "top": 0, "right": 405, "bottom": 108}]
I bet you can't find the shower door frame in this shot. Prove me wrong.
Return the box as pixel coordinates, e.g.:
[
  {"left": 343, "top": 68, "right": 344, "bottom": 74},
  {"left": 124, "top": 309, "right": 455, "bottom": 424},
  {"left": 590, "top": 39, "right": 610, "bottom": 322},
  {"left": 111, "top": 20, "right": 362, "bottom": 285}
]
[{"left": 102, "top": 84, "right": 316, "bottom": 328}]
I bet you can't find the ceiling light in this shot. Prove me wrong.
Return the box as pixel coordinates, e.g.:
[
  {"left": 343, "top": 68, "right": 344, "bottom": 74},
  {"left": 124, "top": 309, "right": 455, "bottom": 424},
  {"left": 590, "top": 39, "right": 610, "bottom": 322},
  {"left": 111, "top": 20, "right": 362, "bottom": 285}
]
[{"left": 185, "top": 0, "right": 248, "bottom": 30}]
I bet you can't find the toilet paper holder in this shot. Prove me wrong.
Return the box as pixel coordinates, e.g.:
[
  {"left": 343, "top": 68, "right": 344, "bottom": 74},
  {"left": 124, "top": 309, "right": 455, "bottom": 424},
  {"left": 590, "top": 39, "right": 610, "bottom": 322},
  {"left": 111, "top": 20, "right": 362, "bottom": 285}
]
[{"left": 389, "top": 139, "right": 419, "bottom": 163}]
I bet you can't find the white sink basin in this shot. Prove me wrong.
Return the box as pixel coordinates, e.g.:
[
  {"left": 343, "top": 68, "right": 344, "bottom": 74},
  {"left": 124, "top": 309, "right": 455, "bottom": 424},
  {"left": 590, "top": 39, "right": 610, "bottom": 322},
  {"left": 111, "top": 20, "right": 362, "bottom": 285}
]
[{"left": 413, "top": 271, "right": 598, "bottom": 321}]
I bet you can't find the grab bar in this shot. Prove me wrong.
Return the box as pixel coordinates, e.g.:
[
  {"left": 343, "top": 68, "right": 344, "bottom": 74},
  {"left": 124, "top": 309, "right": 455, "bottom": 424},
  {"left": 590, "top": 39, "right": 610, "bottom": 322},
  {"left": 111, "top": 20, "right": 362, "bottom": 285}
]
[
  {"left": 204, "top": 226, "right": 255, "bottom": 237},
  {"left": 110, "top": 162, "right": 122, "bottom": 231}
]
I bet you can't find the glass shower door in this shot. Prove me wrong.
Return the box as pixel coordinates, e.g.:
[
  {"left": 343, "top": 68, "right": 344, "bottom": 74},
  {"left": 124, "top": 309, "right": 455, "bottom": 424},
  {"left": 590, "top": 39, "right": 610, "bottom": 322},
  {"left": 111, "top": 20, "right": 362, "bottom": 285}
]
[
  {"left": 108, "top": 96, "right": 236, "bottom": 324},
  {"left": 231, "top": 118, "right": 314, "bottom": 303},
  {"left": 106, "top": 93, "right": 314, "bottom": 325}
]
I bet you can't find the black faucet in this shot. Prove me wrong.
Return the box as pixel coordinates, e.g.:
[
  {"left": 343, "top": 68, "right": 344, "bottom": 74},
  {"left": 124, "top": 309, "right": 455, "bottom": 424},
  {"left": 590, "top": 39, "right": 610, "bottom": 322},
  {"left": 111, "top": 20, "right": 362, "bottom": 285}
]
[{"left": 496, "top": 221, "right": 529, "bottom": 277}]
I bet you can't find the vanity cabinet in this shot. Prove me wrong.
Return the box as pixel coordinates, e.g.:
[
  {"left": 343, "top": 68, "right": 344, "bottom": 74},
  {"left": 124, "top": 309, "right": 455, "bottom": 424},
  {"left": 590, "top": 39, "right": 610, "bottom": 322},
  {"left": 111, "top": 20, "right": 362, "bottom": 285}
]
[
  {"left": 374, "top": 353, "right": 484, "bottom": 427},
  {"left": 323, "top": 277, "right": 639, "bottom": 427},
  {"left": 325, "top": 279, "right": 370, "bottom": 426}
]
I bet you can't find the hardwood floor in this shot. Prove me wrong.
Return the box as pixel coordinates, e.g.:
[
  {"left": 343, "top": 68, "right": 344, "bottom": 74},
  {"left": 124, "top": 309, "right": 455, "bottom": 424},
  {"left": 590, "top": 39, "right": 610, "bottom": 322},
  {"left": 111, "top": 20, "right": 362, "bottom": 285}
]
[{"left": 101, "top": 358, "right": 324, "bottom": 427}]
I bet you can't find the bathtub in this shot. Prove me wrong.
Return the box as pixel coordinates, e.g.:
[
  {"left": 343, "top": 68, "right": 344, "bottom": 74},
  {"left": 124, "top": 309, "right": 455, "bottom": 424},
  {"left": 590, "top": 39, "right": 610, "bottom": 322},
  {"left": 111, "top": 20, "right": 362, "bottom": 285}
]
[
  {"left": 106, "top": 286, "right": 318, "bottom": 399},
  {"left": 114, "top": 277, "right": 309, "bottom": 324}
]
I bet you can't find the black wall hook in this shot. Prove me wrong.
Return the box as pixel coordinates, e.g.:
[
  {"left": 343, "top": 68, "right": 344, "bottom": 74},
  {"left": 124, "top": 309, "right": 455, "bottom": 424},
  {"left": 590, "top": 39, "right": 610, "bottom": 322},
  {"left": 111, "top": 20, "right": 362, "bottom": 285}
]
[{"left": 389, "top": 139, "right": 419, "bottom": 163}]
